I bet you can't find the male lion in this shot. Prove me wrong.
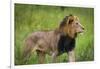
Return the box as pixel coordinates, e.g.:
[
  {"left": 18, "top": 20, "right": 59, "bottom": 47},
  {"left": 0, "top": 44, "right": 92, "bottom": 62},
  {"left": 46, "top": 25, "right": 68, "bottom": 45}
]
[{"left": 23, "top": 14, "right": 84, "bottom": 64}]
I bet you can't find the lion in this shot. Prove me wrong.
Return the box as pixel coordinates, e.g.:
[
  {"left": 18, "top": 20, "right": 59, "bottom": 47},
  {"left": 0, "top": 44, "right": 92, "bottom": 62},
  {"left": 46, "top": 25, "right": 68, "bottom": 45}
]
[{"left": 23, "top": 14, "right": 84, "bottom": 64}]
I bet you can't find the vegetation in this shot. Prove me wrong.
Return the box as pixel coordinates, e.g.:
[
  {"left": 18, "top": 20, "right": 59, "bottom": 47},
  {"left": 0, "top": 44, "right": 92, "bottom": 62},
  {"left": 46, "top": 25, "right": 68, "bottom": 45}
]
[{"left": 14, "top": 3, "right": 94, "bottom": 65}]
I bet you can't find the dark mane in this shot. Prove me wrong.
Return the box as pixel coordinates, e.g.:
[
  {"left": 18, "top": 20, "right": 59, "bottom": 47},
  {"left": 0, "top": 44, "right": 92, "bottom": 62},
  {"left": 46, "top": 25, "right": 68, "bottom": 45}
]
[
  {"left": 58, "top": 33, "right": 75, "bottom": 55},
  {"left": 59, "top": 14, "right": 73, "bottom": 28},
  {"left": 60, "top": 16, "right": 68, "bottom": 28}
]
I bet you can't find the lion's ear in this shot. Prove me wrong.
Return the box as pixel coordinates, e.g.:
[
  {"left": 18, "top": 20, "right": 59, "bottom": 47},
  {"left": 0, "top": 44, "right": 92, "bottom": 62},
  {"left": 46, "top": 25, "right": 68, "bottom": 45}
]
[
  {"left": 68, "top": 19, "right": 74, "bottom": 24},
  {"left": 67, "top": 15, "right": 74, "bottom": 24}
]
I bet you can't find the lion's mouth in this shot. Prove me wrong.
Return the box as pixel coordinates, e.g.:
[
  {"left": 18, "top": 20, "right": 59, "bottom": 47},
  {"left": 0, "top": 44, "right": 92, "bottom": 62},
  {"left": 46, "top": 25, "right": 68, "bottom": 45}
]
[{"left": 78, "top": 30, "right": 84, "bottom": 33}]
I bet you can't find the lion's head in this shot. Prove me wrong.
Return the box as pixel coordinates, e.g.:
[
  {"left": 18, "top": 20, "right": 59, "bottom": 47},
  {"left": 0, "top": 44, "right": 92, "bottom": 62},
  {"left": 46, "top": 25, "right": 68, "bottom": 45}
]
[{"left": 60, "top": 14, "right": 84, "bottom": 38}]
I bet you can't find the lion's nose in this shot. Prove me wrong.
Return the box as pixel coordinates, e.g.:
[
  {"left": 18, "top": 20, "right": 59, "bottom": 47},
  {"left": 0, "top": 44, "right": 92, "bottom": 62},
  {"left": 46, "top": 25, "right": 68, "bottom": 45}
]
[{"left": 82, "top": 27, "right": 85, "bottom": 30}]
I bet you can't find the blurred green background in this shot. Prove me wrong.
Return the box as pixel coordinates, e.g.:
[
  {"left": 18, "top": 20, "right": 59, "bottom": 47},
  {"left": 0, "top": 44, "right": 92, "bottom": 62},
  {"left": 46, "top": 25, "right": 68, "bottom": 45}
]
[{"left": 14, "top": 3, "right": 94, "bottom": 65}]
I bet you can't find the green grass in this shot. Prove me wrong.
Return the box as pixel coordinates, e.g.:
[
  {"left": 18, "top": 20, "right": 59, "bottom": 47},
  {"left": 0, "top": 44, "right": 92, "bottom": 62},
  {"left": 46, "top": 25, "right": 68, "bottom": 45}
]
[{"left": 14, "top": 3, "right": 94, "bottom": 65}]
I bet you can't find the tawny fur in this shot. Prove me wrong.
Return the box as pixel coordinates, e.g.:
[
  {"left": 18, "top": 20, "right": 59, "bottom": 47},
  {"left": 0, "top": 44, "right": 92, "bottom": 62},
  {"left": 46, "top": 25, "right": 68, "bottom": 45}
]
[{"left": 23, "top": 14, "right": 84, "bottom": 64}]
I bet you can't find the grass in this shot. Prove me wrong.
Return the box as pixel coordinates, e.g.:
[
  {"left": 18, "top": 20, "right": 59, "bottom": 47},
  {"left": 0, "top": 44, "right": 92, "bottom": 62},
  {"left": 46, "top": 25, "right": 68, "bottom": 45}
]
[{"left": 14, "top": 3, "right": 94, "bottom": 65}]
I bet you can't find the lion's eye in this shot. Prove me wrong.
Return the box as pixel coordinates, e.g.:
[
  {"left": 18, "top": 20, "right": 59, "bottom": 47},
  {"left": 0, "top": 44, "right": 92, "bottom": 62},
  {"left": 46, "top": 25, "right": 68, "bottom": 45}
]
[{"left": 76, "top": 23, "right": 78, "bottom": 25}]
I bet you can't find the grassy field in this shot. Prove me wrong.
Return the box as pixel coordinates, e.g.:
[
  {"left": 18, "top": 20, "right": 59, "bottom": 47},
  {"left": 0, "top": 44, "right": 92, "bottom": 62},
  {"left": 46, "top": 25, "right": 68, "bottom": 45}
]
[{"left": 14, "top": 3, "right": 94, "bottom": 65}]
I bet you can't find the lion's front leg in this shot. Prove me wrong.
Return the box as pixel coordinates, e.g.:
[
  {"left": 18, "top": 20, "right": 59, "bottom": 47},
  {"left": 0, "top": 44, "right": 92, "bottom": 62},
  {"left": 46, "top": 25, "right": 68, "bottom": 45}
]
[
  {"left": 68, "top": 50, "right": 75, "bottom": 62},
  {"left": 51, "top": 51, "right": 58, "bottom": 63}
]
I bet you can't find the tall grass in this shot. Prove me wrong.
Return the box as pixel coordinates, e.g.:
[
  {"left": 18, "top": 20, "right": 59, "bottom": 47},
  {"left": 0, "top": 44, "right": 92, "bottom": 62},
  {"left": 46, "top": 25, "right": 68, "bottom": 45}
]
[{"left": 14, "top": 4, "right": 94, "bottom": 65}]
